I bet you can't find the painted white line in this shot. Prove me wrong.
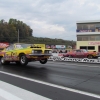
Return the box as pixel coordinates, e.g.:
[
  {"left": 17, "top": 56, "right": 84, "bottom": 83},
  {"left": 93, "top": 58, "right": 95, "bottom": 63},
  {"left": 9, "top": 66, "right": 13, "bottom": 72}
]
[
  {"left": 0, "top": 88, "right": 23, "bottom": 100},
  {"left": 0, "top": 81, "right": 51, "bottom": 100},
  {"left": 0, "top": 71, "right": 100, "bottom": 99}
]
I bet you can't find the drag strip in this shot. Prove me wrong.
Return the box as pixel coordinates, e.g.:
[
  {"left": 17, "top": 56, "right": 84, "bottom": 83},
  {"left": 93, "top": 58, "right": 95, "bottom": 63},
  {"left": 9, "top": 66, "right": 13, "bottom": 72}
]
[
  {"left": 0, "top": 71, "right": 100, "bottom": 100},
  {"left": 0, "top": 61, "right": 100, "bottom": 99}
]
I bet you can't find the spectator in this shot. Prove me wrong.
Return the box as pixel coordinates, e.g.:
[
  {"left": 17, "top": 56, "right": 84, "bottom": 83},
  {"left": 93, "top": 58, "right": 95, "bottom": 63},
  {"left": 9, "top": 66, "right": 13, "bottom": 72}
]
[
  {"left": 59, "top": 50, "right": 63, "bottom": 53},
  {"left": 65, "top": 50, "right": 67, "bottom": 53}
]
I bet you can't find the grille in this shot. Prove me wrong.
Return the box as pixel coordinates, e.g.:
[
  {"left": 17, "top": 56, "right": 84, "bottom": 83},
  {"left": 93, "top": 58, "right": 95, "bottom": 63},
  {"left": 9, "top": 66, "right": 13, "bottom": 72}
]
[
  {"left": 44, "top": 50, "right": 51, "bottom": 54},
  {"left": 34, "top": 50, "right": 42, "bottom": 54}
]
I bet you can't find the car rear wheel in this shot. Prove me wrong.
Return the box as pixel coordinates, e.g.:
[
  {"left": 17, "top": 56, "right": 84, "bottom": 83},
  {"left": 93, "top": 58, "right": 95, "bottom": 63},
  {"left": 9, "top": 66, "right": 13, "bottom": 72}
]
[
  {"left": 68, "top": 55, "right": 73, "bottom": 58},
  {"left": 19, "top": 54, "right": 28, "bottom": 66},
  {"left": 40, "top": 58, "right": 47, "bottom": 64},
  {"left": 87, "top": 55, "right": 93, "bottom": 59},
  {"left": 1, "top": 57, "right": 10, "bottom": 65}
]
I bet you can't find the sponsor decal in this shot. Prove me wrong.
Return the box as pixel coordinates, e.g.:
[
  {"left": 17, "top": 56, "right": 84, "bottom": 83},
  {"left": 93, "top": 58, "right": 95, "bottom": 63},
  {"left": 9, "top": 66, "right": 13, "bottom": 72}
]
[
  {"left": 56, "top": 45, "right": 66, "bottom": 48},
  {"left": 0, "top": 43, "right": 9, "bottom": 48},
  {"left": 76, "top": 29, "right": 95, "bottom": 32},
  {"left": 88, "top": 42, "right": 100, "bottom": 45},
  {"left": 48, "top": 56, "right": 100, "bottom": 63}
]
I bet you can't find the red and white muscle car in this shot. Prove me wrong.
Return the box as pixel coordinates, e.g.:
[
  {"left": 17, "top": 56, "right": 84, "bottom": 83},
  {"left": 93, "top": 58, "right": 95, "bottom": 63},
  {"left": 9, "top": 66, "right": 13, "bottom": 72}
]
[{"left": 63, "top": 49, "right": 100, "bottom": 59}]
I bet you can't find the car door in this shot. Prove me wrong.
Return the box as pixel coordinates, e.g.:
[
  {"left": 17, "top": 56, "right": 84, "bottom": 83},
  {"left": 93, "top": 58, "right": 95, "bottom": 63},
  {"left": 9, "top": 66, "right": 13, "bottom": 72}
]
[
  {"left": 5, "top": 46, "right": 12, "bottom": 61},
  {"left": 76, "top": 50, "right": 81, "bottom": 58},
  {"left": 10, "top": 44, "right": 18, "bottom": 61},
  {"left": 5, "top": 44, "right": 15, "bottom": 61},
  {"left": 80, "top": 50, "right": 85, "bottom": 58}
]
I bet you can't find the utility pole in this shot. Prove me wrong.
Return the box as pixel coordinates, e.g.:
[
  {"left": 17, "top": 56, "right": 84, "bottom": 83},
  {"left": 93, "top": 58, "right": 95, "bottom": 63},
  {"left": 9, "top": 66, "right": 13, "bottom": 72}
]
[{"left": 18, "top": 29, "right": 19, "bottom": 43}]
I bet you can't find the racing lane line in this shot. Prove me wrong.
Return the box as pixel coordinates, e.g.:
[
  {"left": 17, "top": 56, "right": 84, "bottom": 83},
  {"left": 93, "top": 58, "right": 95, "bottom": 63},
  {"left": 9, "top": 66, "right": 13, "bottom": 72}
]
[
  {"left": 0, "top": 71, "right": 100, "bottom": 99},
  {"left": 0, "top": 81, "right": 51, "bottom": 100}
]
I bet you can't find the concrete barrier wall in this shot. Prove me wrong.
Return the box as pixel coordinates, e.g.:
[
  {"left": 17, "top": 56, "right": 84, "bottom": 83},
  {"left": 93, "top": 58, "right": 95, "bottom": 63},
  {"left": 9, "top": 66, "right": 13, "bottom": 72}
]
[{"left": 49, "top": 53, "right": 100, "bottom": 63}]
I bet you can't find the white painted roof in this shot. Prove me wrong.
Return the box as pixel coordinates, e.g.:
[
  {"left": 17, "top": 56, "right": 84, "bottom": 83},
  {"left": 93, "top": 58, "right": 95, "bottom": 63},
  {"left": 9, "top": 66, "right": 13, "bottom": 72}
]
[
  {"left": 76, "top": 20, "right": 100, "bottom": 24},
  {"left": 76, "top": 32, "right": 100, "bottom": 35}
]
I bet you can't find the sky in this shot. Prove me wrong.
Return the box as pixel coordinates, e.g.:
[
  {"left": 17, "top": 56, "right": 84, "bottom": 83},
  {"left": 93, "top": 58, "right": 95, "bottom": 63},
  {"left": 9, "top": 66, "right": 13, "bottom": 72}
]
[{"left": 0, "top": 0, "right": 100, "bottom": 41}]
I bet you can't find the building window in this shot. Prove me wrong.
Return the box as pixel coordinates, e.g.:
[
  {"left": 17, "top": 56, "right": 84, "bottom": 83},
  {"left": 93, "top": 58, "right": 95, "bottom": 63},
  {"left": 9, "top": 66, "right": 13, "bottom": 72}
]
[
  {"left": 80, "top": 46, "right": 95, "bottom": 50},
  {"left": 82, "top": 36, "right": 88, "bottom": 41},
  {"left": 88, "top": 24, "right": 95, "bottom": 30},
  {"left": 88, "top": 46, "right": 95, "bottom": 50},
  {"left": 89, "top": 36, "right": 96, "bottom": 41},
  {"left": 77, "top": 36, "right": 82, "bottom": 41},
  {"left": 80, "top": 46, "right": 87, "bottom": 49},
  {"left": 77, "top": 24, "right": 83, "bottom": 30},
  {"left": 95, "top": 36, "right": 100, "bottom": 41},
  {"left": 82, "top": 24, "right": 88, "bottom": 30},
  {"left": 77, "top": 35, "right": 100, "bottom": 41},
  {"left": 95, "top": 23, "right": 100, "bottom": 27}
]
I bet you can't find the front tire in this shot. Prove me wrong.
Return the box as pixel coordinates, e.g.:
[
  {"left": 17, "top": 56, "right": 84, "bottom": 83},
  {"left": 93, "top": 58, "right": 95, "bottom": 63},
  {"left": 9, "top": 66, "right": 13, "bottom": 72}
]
[
  {"left": 19, "top": 54, "right": 28, "bottom": 66},
  {"left": 40, "top": 58, "right": 47, "bottom": 64}
]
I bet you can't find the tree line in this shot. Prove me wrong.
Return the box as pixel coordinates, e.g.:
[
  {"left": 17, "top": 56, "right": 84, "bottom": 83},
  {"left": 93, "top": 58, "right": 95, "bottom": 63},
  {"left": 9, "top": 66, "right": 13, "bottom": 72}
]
[
  {"left": 0, "top": 18, "right": 76, "bottom": 47},
  {"left": 0, "top": 18, "right": 32, "bottom": 42}
]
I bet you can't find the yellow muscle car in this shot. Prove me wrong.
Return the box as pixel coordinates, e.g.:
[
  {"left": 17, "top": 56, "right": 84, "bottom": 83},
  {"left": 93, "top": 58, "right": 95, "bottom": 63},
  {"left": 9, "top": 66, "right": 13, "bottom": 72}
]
[{"left": 0, "top": 43, "right": 52, "bottom": 65}]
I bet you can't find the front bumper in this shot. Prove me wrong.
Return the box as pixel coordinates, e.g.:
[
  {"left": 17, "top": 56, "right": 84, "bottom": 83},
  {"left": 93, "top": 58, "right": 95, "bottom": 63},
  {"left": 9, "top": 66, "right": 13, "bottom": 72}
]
[
  {"left": 27, "top": 54, "right": 52, "bottom": 60},
  {"left": 28, "top": 54, "right": 52, "bottom": 56}
]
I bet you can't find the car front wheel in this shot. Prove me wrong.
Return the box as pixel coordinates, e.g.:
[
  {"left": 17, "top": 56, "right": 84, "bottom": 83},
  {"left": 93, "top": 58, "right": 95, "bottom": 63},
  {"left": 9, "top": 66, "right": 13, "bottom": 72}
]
[
  {"left": 40, "top": 58, "right": 47, "bottom": 64},
  {"left": 87, "top": 55, "right": 93, "bottom": 59},
  {"left": 19, "top": 54, "right": 28, "bottom": 66},
  {"left": 68, "top": 55, "right": 73, "bottom": 58}
]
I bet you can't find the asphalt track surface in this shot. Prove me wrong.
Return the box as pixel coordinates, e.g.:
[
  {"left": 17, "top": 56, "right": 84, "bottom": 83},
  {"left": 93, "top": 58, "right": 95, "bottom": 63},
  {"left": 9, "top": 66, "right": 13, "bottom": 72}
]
[{"left": 0, "top": 61, "right": 100, "bottom": 100}]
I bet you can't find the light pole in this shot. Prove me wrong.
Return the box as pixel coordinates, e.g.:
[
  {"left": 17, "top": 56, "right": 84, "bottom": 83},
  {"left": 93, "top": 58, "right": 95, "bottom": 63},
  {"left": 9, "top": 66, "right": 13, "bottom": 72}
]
[
  {"left": 72, "top": 40, "right": 73, "bottom": 49},
  {"left": 18, "top": 29, "right": 19, "bottom": 43}
]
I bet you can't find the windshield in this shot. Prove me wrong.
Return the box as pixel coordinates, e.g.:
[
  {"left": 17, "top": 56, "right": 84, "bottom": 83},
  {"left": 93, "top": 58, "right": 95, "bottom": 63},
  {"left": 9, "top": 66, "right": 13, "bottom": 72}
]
[
  {"left": 82, "top": 49, "right": 88, "bottom": 52},
  {"left": 15, "top": 43, "right": 31, "bottom": 49}
]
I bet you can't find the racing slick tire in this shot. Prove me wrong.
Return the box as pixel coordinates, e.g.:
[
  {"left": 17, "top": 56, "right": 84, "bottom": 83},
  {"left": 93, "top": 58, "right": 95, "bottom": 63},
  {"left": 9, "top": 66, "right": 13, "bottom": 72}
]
[
  {"left": 40, "top": 58, "right": 47, "bottom": 64},
  {"left": 0, "top": 57, "right": 10, "bottom": 65},
  {"left": 19, "top": 54, "right": 28, "bottom": 66},
  {"left": 68, "top": 55, "right": 73, "bottom": 58},
  {"left": 87, "top": 55, "right": 93, "bottom": 59}
]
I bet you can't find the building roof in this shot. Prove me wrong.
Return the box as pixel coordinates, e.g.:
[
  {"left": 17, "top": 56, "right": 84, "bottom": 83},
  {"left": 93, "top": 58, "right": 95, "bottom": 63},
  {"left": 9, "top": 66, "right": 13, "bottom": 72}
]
[
  {"left": 76, "top": 32, "right": 100, "bottom": 36},
  {"left": 76, "top": 20, "right": 100, "bottom": 24}
]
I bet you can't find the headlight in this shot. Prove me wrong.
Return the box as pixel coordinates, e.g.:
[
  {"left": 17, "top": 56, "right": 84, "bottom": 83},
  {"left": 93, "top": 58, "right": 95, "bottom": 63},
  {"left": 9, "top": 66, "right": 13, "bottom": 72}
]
[
  {"left": 32, "top": 50, "right": 34, "bottom": 53},
  {"left": 32, "top": 50, "right": 38, "bottom": 53},
  {"left": 49, "top": 50, "right": 52, "bottom": 54},
  {"left": 32, "top": 50, "right": 42, "bottom": 54},
  {"left": 34, "top": 51, "right": 38, "bottom": 53}
]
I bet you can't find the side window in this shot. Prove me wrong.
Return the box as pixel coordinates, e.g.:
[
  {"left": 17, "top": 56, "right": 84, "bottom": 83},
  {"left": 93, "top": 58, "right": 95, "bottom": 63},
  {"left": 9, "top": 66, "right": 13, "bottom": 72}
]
[
  {"left": 16, "top": 45, "right": 23, "bottom": 49},
  {"left": 6, "top": 45, "right": 14, "bottom": 51},
  {"left": 76, "top": 50, "right": 81, "bottom": 53},
  {"left": 10, "top": 45, "right": 14, "bottom": 50},
  {"left": 6, "top": 46, "right": 11, "bottom": 51}
]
